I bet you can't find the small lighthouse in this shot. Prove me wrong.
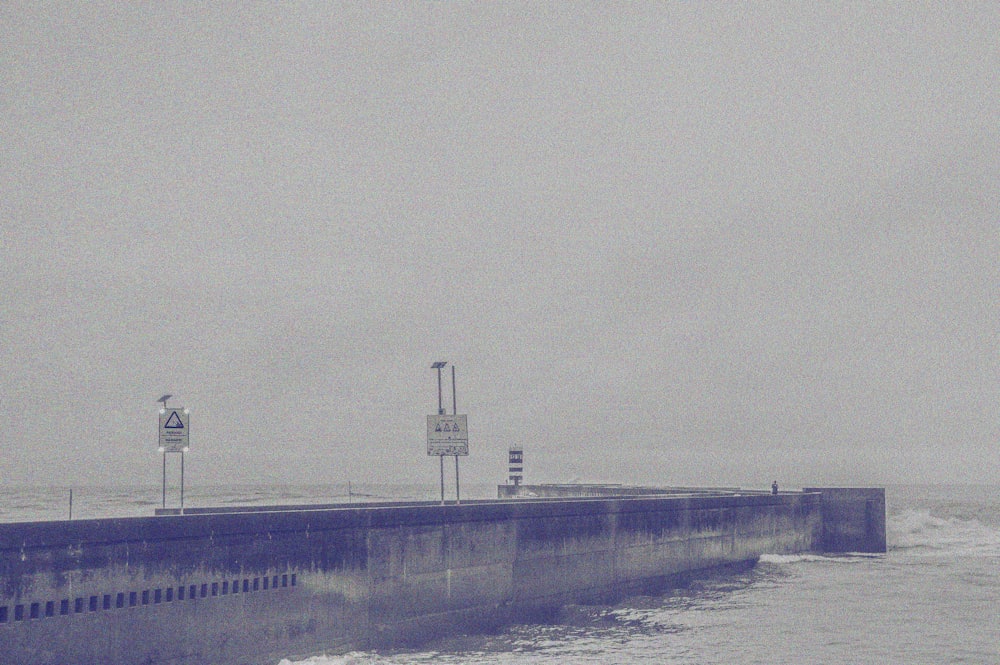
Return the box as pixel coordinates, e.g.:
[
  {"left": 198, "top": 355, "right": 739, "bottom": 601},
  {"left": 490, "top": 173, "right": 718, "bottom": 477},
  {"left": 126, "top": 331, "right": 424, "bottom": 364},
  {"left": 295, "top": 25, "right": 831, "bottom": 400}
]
[{"left": 508, "top": 446, "right": 523, "bottom": 486}]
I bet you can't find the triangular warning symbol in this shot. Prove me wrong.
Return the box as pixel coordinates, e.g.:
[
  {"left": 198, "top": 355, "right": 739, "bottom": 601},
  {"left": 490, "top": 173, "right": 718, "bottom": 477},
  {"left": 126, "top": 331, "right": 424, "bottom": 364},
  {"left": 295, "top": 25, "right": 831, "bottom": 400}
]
[
  {"left": 164, "top": 411, "right": 185, "bottom": 429},
  {"left": 436, "top": 423, "right": 443, "bottom": 432}
]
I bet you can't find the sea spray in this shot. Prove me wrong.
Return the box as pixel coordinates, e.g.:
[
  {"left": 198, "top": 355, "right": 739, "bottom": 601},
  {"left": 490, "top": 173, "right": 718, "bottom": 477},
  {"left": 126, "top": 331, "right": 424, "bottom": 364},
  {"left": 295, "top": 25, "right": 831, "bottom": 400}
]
[{"left": 888, "top": 509, "right": 1000, "bottom": 556}]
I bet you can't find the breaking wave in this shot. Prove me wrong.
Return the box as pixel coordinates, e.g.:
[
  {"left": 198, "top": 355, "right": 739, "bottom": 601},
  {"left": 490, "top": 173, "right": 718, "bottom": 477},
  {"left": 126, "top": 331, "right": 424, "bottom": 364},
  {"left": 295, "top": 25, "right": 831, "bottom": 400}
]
[
  {"left": 279, "top": 655, "right": 374, "bottom": 665},
  {"left": 888, "top": 509, "right": 1000, "bottom": 556},
  {"left": 759, "top": 509, "right": 1000, "bottom": 562},
  {"left": 758, "top": 552, "right": 878, "bottom": 565}
]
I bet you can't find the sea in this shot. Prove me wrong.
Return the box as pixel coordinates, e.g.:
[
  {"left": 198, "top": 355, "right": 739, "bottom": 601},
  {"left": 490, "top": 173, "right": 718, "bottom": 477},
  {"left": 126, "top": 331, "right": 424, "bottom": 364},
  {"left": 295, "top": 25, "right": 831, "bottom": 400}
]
[{"left": 1, "top": 483, "right": 997, "bottom": 664}]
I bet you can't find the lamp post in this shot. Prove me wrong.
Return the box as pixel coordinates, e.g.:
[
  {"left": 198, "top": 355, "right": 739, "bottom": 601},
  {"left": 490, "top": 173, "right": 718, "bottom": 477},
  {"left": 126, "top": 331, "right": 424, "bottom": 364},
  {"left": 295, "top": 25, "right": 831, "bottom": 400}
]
[
  {"left": 452, "top": 364, "right": 459, "bottom": 504},
  {"left": 432, "top": 361, "right": 446, "bottom": 414},
  {"left": 428, "top": 362, "right": 466, "bottom": 505},
  {"left": 431, "top": 362, "right": 447, "bottom": 503},
  {"left": 157, "top": 395, "right": 172, "bottom": 509}
]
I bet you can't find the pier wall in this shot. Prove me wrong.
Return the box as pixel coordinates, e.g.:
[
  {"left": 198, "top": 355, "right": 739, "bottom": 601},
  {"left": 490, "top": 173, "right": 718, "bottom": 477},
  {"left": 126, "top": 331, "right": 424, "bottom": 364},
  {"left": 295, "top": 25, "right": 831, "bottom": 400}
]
[
  {"left": 0, "top": 492, "right": 823, "bottom": 665},
  {"left": 803, "top": 487, "right": 886, "bottom": 553},
  {"left": 503, "top": 485, "right": 887, "bottom": 555}
]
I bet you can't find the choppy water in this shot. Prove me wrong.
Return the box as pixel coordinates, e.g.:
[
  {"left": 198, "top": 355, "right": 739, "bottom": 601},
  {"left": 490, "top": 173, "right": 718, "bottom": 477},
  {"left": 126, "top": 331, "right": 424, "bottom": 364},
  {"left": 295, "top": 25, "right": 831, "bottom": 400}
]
[{"left": 2, "top": 484, "right": 997, "bottom": 664}]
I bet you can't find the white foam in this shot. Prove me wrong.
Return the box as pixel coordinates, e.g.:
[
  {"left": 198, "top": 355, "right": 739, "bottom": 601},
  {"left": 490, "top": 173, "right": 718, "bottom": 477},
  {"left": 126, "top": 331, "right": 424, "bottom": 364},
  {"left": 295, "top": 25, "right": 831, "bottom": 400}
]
[
  {"left": 279, "top": 653, "right": 378, "bottom": 665},
  {"left": 758, "top": 553, "right": 877, "bottom": 565},
  {"left": 888, "top": 509, "right": 1000, "bottom": 556}
]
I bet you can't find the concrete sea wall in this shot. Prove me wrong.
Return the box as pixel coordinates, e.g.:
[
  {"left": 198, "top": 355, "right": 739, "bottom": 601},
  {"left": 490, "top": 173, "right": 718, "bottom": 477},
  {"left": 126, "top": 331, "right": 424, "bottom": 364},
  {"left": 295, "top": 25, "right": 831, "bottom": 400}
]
[
  {"left": 803, "top": 487, "right": 886, "bottom": 553},
  {"left": 0, "top": 491, "right": 839, "bottom": 665}
]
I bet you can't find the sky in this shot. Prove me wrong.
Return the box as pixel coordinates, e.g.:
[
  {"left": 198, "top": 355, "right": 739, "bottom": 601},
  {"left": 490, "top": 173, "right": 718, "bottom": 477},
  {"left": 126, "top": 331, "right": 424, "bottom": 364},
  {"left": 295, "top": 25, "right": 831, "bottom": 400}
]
[{"left": 2, "top": 3, "right": 998, "bottom": 491}]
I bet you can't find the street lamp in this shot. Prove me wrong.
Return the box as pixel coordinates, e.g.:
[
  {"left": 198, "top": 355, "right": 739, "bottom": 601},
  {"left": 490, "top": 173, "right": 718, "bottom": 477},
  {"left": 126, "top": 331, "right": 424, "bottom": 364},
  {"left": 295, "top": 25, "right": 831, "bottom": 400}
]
[
  {"left": 431, "top": 362, "right": 447, "bottom": 415},
  {"left": 430, "top": 362, "right": 447, "bottom": 503},
  {"left": 156, "top": 395, "right": 172, "bottom": 508}
]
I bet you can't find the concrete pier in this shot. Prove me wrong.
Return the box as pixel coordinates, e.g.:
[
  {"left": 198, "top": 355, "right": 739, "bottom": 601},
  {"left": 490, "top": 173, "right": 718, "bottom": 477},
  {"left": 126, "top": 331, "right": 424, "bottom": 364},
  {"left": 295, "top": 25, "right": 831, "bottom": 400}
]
[{"left": 0, "top": 486, "right": 883, "bottom": 665}]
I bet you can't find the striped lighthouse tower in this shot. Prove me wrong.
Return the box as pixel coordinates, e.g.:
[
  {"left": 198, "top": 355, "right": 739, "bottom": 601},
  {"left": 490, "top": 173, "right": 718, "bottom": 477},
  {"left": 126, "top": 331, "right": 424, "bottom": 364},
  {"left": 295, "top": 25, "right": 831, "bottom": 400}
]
[{"left": 508, "top": 446, "right": 523, "bottom": 486}]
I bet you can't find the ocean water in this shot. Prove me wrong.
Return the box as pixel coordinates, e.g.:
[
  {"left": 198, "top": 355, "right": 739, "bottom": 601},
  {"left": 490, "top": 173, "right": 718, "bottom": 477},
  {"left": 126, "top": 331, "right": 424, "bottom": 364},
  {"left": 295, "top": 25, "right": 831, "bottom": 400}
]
[{"left": 2, "top": 484, "right": 997, "bottom": 664}]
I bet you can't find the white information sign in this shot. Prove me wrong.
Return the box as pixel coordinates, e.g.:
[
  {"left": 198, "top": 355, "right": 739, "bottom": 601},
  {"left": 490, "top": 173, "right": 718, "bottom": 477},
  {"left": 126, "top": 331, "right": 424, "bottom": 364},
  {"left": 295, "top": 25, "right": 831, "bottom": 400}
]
[
  {"left": 159, "top": 408, "right": 190, "bottom": 452},
  {"left": 427, "top": 414, "right": 468, "bottom": 456}
]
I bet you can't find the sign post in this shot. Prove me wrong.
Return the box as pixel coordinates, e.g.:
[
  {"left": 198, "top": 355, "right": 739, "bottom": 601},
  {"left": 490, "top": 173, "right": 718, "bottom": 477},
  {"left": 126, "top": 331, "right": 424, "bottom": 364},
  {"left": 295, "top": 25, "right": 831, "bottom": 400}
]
[
  {"left": 157, "top": 396, "right": 190, "bottom": 512},
  {"left": 428, "top": 363, "right": 468, "bottom": 504}
]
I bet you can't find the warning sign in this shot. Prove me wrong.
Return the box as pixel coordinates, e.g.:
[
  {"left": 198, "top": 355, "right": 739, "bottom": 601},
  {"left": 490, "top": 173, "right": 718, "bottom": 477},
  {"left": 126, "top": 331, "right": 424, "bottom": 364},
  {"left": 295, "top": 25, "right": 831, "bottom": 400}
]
[
  {"left": 163, "top": 411, "right": 184, "bottom": 429},
  {"left": 159, "top": 408, "right": 190, "bottom": 452},
  {"left": 427, "top": 414, "right": 468, "bottom": 456}
]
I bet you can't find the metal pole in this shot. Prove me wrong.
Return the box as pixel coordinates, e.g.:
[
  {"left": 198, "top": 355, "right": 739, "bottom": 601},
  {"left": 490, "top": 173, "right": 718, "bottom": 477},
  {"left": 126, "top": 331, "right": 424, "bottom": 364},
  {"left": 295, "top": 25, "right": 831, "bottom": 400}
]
[
  {"left": 69, "top": 489, "right": 73, "bottom": 520},
  {"left": 180, "top": 451, "right": 185, "bottom": 513},
  {"left": 162, "top": 451, "right": 167, "bottom": 509},
  {"left": 437, "top": 366, "right": 444, "bottom": 415},
  {"left": 452, "top": 366, "right": 459, "bottom": 503},
  {"left": 439, "top": 455, "right": 445, "bottom": 505}
]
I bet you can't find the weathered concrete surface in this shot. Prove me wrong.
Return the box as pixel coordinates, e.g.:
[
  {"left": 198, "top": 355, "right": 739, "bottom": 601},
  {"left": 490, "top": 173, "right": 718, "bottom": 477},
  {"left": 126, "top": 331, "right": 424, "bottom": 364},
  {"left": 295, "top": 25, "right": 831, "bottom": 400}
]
[
  {"left": 505, "top": 485, "right": 887, "bottom": 554},
  {"left": 0, "top": 492, "right": 825, "bottom": 665},
  {"left": 803, "top": 487, "right": 887, "bottom": 553}
]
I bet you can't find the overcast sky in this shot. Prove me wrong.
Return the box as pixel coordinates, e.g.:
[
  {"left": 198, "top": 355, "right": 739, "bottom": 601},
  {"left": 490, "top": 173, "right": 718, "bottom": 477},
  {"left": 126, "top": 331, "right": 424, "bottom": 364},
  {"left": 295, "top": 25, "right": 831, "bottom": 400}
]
[{"left": 2, "top": 3, "right": 998, "bottom": 491}]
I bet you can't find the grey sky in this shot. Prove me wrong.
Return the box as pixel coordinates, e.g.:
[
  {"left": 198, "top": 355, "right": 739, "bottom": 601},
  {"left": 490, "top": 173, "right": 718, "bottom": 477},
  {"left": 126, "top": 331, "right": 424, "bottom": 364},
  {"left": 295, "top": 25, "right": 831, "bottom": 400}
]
[{"left": 2, "top": 3, "right": 998, "bottom": 489}]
